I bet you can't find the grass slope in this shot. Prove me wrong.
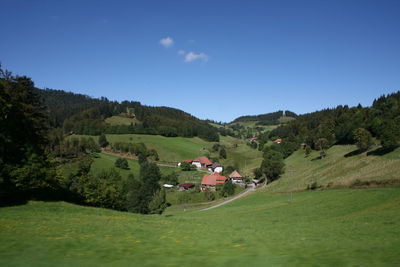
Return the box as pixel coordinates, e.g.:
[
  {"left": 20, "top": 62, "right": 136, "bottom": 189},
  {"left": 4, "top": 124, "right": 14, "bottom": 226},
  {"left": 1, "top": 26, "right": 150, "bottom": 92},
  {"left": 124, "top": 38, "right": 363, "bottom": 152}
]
[
  {"left": 61, "top": 152, "right": 177, "bottom": 181},
  {"left": 266, "top": 145, "right": 400, "bottom": 193},
  {"left": 1, "top": 188, "right": 399, "bottom": 266},
  {"left": 104, "top": 115, "right": 141, "bottom": 126},
  {"left": 104, "top": 134, "right": 213, "bottom": 163}
]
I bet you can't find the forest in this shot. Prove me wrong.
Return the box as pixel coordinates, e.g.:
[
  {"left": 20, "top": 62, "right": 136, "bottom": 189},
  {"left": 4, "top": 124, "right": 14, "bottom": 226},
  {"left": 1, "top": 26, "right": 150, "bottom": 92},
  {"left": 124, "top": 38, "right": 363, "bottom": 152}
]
[
  {"left": 232, "top": 110, "right": 298, "bottom": 125},
  {"left": 37, "top": 88, "right": 219, "bottom": 141}
]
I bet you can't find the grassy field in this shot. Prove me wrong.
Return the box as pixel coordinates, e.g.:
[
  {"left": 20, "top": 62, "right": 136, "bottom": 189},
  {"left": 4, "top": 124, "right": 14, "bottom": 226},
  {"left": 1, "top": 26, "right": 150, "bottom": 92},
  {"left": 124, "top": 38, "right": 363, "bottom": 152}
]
[
  {"left": 1, "top": 187, "right": 399, "bottom": 266},
  {"left": 60, "top": 152, "right": 178, "bottom": 181},
  {"left": 266, "top": 145, "right": 400, "bottom": 193},
  {"left": 104, "top": 115, "right": 141, "bottom": 126},
  {"left": 103, "top": 134, "right": 213, "bottom": 163}
]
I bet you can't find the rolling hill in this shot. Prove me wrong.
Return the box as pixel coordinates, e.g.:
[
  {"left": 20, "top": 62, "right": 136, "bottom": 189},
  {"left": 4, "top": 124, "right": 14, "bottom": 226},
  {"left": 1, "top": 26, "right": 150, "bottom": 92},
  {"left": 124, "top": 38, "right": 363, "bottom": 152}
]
[
  {"left": 265, "top": 145, "right": 400, "bottom": 193},
  {"left": 1, "top": 187, "right": 399, "bottom": 266}
]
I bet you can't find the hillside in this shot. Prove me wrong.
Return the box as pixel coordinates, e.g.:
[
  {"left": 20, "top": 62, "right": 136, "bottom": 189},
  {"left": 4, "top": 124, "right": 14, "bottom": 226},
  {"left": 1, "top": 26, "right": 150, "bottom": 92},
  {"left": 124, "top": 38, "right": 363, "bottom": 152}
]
[
  {"left": 36, "top": 88, "right": 219, "bottom": 141},
  {"left": 1, "top": 188, "right": 399, "bottom": 266},
  {"left": 232, "top": 110, "right": 297, "bottom": 125},
  {"left": 265, "top": 145, "right": 400, "bottom": 193}
]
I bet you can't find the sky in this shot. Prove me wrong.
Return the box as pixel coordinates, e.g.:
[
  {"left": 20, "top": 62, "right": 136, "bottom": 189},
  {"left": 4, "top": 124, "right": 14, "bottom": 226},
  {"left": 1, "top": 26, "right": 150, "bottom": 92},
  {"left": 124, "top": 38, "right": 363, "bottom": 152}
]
[{"left": 1, "top": 0, "right": 400, "bottom": 122}]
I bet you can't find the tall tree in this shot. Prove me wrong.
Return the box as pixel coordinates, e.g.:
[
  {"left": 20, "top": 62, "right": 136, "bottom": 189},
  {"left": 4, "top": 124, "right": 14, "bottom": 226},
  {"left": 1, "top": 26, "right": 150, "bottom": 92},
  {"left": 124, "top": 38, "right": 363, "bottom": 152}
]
[
  {"left": 352, "top": 128, "right": 372, "bottom": 151},
  {"left": 0, "top": 67, "right": 59, "bottom": 204}
]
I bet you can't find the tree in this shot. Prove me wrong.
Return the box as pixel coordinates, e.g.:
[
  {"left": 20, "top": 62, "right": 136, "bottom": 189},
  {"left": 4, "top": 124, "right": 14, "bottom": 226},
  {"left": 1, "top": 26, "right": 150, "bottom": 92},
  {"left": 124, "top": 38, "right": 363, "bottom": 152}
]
[
  {"left": 162, "top": 172, "right": 179, "bottom": 185},
  {"left": 315, "top": 138, "right": 329, "bottom": 158},
  {"left": 115, "top": 157, "right": 129, "bottom": 169},
  {"left": 220, "top": 180, "right": 235, "bottom": 197},
  {"left": 180, "top": 161, "right": 195, "bottom": 171},
  {"left": 219, "top": 147, "right": 227, "bottom": 159},
  {"left": 98, "top": 134, "right": 109, "bottom": 148},
  {"left": 148, "top": 189, "right": 167, "bottom": 214},
  {"left": 304, "top": 144, "right": 312, "bottom": 157},
  {"left": 138, "top": 152, "right": 148, "bottom": 166},
  {"left": 259, "top": 148, "right": 284, "bottom": 181},
  {"left": 125, "top": 174, "right": 143, "bottom": 213},
  {"left": 352, "top": 128, "right": 372, "bottom": 151},
  {"left": 380, "top": 117, "right": 400, "bottom": 148},
  {"left": 0, "top": 69, "right": 60, "bottom": 204}
]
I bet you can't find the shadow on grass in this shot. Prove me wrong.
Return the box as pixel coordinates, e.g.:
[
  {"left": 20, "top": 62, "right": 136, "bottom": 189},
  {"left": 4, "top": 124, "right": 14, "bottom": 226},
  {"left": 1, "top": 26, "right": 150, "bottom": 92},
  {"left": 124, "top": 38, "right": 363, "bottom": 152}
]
[
  {"left": 367, "top": 145, "right": 399, "bottom": 156},
  {"left": 344, "top": 149, "right": 364, "bottom": 158}
]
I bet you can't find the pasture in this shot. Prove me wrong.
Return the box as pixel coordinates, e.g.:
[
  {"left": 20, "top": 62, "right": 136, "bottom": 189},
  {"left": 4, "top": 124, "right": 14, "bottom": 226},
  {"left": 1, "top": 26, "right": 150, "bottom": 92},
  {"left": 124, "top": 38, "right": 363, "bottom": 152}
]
[
  {"left": 1, "top": 187, "right": 399, "bottom": 266},
  {"left": 266, "top": 145, "right": 400, "bottom": 193}
]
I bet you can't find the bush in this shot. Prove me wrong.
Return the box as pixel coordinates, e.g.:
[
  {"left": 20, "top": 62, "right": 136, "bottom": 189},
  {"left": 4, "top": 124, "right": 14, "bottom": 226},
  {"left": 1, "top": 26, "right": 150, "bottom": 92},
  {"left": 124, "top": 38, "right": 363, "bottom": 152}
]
[
  {"left": 180, "top": 161, "right": 195, "bottom": 171},
  {"left": 115, "top": 157, "right": 129, "bottom": 170}
]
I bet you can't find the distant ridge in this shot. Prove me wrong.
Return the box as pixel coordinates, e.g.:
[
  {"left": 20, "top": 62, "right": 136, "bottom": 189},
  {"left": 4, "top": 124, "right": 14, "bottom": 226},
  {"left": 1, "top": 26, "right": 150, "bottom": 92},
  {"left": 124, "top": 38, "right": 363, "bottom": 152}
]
[{"left": 231, "top": 110, "right": 297, "bottom": 125}]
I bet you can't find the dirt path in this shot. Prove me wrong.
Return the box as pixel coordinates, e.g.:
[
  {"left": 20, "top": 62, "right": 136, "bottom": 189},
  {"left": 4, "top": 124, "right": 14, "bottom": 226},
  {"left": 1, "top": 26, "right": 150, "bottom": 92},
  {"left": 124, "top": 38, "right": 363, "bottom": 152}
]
[{"left": 200, "top": 188, "right": 255, "bottom": 211}]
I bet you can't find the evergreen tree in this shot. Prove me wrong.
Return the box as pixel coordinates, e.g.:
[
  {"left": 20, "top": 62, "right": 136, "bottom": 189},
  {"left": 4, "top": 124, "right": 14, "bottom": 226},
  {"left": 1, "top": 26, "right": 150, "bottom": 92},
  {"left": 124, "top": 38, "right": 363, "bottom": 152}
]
[
  {"left": 220, "top": 180, "right": 235, "bottom": 197},
  {"left": 260, "top": 148, "right": 284, "bottom": 181},
  {"left": 115, "top": 157, "right": 129, "bottom": 169},
  {"left": 98, "top": 134, "right": 109, "bottom": 148},
  {"left": 219, "top": 147, "right": 227, "bottom": 159},
  {"left": 148, "top": 189, "right": 168, "bottom": 214}
]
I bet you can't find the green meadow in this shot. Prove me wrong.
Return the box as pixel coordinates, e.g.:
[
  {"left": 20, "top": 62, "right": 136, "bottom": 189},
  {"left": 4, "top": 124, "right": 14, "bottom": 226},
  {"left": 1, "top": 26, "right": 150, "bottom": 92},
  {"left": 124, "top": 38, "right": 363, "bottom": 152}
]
[
  {"left": 60, "top": 152, "right": 178, "bottom": 181},
  {"left": 100, "top": 134, "right": 213, "bottom": 163},
  {"left": 1, "top": 187, "right": 399, "bottom": 266},
  {"left": 266, "top": 145, "right": 400, "bottom": 193}
]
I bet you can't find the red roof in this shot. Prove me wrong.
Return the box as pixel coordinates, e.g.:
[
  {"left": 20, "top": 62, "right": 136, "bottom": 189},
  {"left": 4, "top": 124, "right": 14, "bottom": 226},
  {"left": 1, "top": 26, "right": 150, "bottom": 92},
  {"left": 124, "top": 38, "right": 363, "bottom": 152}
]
[
  {"left": 183, "top": 160, "right": 193, "bottom": 163},
  {"left": 274, "top": 138, "right": 282, "bottom": 143},
  {"left": 179, "top": 183, "right": 195, "bottom": 188},
  {"left": 194, "top": 157, "right": 213, "bottom": 166},
  {"left": 201, "top": 173, "right": 228, "bottom": 186},
  {"left": 229, "top": 170, "right": 243, "bottom": 179}
]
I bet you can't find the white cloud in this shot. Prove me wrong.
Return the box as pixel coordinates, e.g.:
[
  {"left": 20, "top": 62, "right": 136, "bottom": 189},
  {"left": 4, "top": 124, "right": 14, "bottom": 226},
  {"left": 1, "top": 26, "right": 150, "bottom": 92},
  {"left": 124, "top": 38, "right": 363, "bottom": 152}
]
[
  {"left": 184, "top": 51, "right": 208, "bottom": 63},
  {"left": 177, "top": 49, "right": 185, "bottom": 55},
  {"left": 160, "top": 37, "right": 174, "bottom": 48}
]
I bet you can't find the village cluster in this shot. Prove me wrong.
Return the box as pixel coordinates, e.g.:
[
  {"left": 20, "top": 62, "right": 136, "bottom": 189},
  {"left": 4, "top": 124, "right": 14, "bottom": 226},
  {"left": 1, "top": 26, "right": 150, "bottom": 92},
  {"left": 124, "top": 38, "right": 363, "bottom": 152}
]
[{"left": 165, "top": 156, "right": 258, "bottom": 192}]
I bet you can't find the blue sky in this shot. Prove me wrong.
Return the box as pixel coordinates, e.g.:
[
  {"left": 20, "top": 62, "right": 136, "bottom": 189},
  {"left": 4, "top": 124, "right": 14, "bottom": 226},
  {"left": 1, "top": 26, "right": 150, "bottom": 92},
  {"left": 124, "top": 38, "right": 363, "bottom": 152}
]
[{"left": 1, "top": 0, "right": 400, "bottom": 122}]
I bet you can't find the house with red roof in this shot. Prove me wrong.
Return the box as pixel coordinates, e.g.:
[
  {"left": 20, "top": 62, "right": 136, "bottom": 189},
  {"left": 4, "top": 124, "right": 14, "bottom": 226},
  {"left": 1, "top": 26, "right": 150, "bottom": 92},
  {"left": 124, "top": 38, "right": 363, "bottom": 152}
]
[
  {"left": 200, "top": 172, "right": 228, "bottom": 191},
  {"left": 273, "top": 138, "right": 282, "bottom": 144},
  {"left": 192, "top": 157, "right": 213, "bottom": 168}
]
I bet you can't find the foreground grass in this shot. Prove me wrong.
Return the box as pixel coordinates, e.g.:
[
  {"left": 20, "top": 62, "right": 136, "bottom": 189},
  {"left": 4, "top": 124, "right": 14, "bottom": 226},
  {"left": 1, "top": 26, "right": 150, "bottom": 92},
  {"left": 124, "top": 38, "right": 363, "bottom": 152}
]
[
  {"left": 1, "top": 188, "right": 399, "bottom": 266},
  {"left": 266, "top": 145, "right": 400, "bottom": 193}
]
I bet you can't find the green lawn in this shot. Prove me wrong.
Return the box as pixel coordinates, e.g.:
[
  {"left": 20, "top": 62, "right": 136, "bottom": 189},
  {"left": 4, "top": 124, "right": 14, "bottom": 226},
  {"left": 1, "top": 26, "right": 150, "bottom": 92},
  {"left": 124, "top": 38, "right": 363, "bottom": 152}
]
[
  {"left": 102, "top": 134, "right": 213, "bottom": 163},
  {"left": 1, "top": 187, "right": 399, "bottom": 266},
  {"left": 266, "top": 145, "right": 400, "bottom": 193}
]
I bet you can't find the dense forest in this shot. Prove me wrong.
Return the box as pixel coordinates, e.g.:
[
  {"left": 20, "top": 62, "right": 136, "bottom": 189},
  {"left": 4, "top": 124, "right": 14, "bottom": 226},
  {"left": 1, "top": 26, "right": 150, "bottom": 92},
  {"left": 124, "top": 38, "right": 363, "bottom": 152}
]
[
  {"left": 36, "top": 88, "right": 219, "bottom": 141},
  {"left": 232, "top": 110, "right": 297, "bottom": 125}
]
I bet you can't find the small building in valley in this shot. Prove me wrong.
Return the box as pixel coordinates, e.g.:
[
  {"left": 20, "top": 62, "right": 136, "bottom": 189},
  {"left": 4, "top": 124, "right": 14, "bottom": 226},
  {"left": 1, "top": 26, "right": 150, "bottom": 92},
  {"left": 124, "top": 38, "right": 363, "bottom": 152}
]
[
  {"left": 178, "top": 183, "right": 195, "bottom": 191},
  {"left": 192, "top": 157, "right": 213, "bottom": 168},
  {"left": 200, "top": 172, "right": 228, "bottom": 191},
  {"left": 273, "top": 138, "right": 282, "bottom": 144},
  {"left": 229, "top": 170, "right": 244, "bottom": 184},
  {"left": 209, "top": 163, "right": 223, "bottom": 173}
]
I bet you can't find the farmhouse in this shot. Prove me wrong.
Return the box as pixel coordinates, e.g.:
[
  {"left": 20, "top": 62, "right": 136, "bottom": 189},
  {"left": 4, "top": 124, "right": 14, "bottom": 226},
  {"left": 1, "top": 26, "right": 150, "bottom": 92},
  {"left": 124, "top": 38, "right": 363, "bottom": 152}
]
[
  {"left": 273, "top": 138, "right": 282, "bottom": 144},
  {"left": 208, "top": 163, "right": 223, "bottom": 173},
  {"left": 178, "top": 183, "right": 195, "bottom": 191},
  {"left": 192, "top": 157, "right": 213, "bottom": 168},
  {"left": 200, "top": 172, "right": 228, "bottom": 191},
  {"left": 229, "top": 170, "right": 244, "bottom": 184}
]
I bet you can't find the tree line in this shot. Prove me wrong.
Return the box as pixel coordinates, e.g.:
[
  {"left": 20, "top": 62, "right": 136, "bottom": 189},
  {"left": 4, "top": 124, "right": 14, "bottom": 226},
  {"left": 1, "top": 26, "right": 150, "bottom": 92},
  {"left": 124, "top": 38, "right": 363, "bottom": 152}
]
[{"left": 36, "top": 88, "right": 219, "bottom": 141}]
